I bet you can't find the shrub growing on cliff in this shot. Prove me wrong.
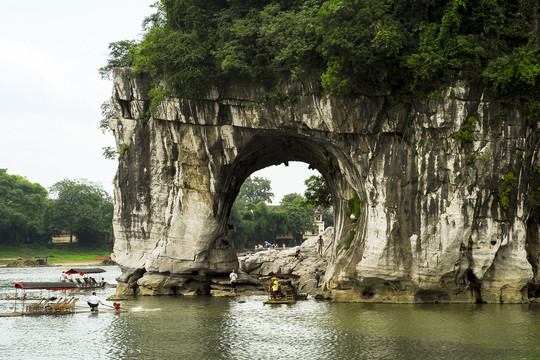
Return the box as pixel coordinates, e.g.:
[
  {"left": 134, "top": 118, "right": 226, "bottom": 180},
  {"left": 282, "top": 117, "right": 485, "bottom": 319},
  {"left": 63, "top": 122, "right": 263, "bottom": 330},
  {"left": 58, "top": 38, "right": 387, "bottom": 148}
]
[
  {"left": 528, "top": 166, "right": 540, "bottom": 217},
  {"left": 498, "top": 167, "right": 517, "bottom": 209},
  {"left": 451, "top": 115, "right": 477, "bottom": 143},
  {"left": 347, "top": 192, "right": 364, "bottom": 218}
]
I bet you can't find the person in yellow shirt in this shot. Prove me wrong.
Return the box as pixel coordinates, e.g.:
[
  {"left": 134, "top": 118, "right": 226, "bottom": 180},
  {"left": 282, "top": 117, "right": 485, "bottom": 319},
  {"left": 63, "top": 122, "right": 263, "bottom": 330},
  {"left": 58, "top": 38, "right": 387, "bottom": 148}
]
[{"left": 271, "top": 278, "right": 280, "bottom": 299}]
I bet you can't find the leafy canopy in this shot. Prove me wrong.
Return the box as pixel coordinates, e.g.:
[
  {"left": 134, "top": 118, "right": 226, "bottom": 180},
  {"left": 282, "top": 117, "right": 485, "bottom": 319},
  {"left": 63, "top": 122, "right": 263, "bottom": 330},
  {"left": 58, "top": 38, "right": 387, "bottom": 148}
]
[
  {"left": 0, "top": 169, "right": 49, "bottom": 245},
  {"left": 234, "top": 176, "right": 274, "bottom": 210},
  {"left": 102, "top": 0, "right": 539, "bottom": 100},
  {"left": 228, "top": 175, "right": 317, "bottom": 250},
  {"left": 304, "top": 175, "right": 332, "bottom": 209},
  {"left": 279, "top": 193, "right": 316, "bottom": 242},
  {"left": 47, "top": 180, "right": 113, "bottom": 247}
]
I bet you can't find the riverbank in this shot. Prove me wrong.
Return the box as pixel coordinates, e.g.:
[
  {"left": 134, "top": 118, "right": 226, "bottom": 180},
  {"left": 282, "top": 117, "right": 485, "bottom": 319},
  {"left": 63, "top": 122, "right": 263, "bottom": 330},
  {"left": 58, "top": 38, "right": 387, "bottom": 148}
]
[{"left": 0, "top": 245, "right": 113, "bottom": 267}]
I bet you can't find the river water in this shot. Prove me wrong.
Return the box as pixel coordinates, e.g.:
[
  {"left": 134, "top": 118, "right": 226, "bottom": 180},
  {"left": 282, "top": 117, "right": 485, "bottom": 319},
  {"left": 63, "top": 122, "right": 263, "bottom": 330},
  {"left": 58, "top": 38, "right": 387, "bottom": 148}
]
[{"left": 1, "top": 266, "right": 540, "bottom": 360}]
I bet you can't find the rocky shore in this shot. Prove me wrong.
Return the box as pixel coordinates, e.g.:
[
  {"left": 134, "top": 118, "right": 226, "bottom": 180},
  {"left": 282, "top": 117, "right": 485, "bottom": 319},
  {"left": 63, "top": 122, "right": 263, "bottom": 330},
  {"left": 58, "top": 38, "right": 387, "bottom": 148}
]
[
  {"left": 111, "top": 230, "right": 333, "bottom": 300},
  {"left": 211, "top": 228, "right": 333, "bottom": 299}
]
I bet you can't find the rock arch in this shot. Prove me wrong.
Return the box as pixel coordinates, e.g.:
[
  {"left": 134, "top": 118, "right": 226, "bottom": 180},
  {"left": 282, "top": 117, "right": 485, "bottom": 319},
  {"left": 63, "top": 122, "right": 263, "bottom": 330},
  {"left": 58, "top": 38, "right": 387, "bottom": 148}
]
[{"left": 110, "top": 68, "right": 538, "bottom": 303}]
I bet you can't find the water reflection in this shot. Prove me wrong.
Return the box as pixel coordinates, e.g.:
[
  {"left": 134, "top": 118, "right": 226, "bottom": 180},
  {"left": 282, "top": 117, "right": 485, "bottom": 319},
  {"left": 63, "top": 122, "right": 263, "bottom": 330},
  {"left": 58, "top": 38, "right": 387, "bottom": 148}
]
[{"left": 1, "top": 267, "right": 540, "bottom": 359}]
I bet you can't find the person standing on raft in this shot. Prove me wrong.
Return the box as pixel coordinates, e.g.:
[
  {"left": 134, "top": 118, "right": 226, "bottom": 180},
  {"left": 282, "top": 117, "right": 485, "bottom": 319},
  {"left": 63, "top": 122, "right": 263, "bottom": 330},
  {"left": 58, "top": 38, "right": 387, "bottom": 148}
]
[
  {"left": 271, "top": 277, "right": 280, "bottom": 299},
  {"left": 87, "top": 292, "right": 104, "bottom": 312}
]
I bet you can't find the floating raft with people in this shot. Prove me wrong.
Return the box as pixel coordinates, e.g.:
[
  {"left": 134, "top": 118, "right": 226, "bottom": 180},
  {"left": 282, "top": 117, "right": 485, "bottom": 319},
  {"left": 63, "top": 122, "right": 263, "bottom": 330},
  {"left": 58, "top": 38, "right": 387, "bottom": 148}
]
[
  {"left": 1, "top": 282, "right": 128, "bottom": 317},
  {"left": 0, "top": 282, "right": 80, "bottom": 316},
  {"left": 64, "top": 268, "right": 108, "bottom": 288},
  {"left": 263, "top": 275, "right": 308, "bottom": 305}
]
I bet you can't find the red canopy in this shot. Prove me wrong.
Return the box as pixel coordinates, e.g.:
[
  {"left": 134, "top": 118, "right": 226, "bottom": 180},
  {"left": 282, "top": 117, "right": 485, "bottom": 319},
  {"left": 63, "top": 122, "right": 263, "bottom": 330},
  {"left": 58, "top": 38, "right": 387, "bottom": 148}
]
[{"left": 65, "top": 268, "right": 106, "bottom": 276}]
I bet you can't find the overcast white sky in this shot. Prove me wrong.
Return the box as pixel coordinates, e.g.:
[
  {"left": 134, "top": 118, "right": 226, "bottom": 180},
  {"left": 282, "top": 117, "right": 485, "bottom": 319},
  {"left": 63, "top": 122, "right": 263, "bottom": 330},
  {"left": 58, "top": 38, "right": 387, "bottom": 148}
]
[{"left": 0, "top": 1, "right": 317, "bottom": 204}]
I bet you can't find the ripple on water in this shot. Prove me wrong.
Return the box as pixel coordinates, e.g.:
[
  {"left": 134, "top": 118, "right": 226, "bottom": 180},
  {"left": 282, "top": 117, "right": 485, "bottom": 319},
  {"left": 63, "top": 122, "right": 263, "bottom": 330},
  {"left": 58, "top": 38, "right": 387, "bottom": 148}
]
[{"left": 2, "top": 269, "right": 540, "bottom": 360}]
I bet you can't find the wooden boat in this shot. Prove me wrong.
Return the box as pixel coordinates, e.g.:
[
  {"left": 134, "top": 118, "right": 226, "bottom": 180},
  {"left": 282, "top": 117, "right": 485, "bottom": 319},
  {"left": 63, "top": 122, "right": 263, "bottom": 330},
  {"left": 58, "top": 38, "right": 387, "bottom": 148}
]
[
  {"left": 263, "top": 276, "right": 304, "bottom": 305},
  {"left": 64, "top": 268, "right": 107, "bottom": 288},
  {"left": 263, "top": 298, "right": 296, "bottom": 305},
  {"left": 65, "top": 268, "right": 106, "bottom": 276},
  {"left": 2, "top": 282, "right": 80, "bottom": 316}
]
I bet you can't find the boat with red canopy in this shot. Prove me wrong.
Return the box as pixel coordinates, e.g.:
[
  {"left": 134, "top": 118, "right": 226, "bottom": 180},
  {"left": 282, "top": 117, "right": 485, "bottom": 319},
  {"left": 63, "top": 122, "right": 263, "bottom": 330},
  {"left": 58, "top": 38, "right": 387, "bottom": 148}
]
[
  {"left": 64, "top": 268, "right": 108, "bottom": 288},
  {"left": 65, "top": 268, "right": 106, "bottom": 276}
]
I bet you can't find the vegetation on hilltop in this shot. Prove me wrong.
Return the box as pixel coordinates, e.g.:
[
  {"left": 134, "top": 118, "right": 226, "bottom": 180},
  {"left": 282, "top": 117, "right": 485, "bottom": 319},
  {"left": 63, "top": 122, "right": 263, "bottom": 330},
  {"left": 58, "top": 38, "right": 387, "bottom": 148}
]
[
  {"left": 98, "top": 0, "right": 540, "bottom": 225},
  {"left": 100, "top": 0, "right": 539, "bottom": 104}
]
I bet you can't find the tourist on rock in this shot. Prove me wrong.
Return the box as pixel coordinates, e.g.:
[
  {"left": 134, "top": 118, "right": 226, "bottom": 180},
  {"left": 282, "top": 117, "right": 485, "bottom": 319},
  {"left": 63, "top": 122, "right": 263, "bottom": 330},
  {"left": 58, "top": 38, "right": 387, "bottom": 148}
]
[
  {"left": 229, "top": 269, "right": 238, "bottom": 294},
  {"left": 315, "top": 268, "right": 321, "bottom": 288},
  {"left": 317, "top": 235, "right": 324, "bottom": 256},
  {"left": 87, "top": 292, "right": 104, "bottom": 312}
]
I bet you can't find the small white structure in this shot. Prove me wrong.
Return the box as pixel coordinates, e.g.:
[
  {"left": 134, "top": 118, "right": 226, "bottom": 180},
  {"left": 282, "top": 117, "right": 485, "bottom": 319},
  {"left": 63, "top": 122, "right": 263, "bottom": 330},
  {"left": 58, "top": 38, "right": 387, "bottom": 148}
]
[
  {"left": 303, "top": 212, "right": 325, "bottom": 241},
  {"left": 75, "top": 178, "right": 104, "bottom": 190}
]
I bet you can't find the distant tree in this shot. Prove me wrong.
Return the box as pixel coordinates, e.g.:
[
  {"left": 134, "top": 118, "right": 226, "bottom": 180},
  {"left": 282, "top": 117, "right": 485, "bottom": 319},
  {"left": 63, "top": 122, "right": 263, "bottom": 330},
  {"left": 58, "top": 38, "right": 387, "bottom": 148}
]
[
  {"left": 304, "top": 174, "right": 334, "bottom": 228},
  {"left": 304, "top": 175, "right": 332, "bottom": 209},
  {"left": 228, "top": 176, "right": 287, "bottom": 250},
  {"left": 229, "top": 201, "right": 288, "bottom": 250},
  {"left": 280, "top": 193, "right": 315, "bottom": 244},
  {"left": 0, "top": 169, "right": 50, "bottom": 245},
  {"left": 235, "top": 176, "right": 274, "bottom": 210},
  {"left": 47, "top": 180, "right": 113, "bottom": 247},
  {"left": 322, "top": 209, "right": 334, "bottom": 228}
]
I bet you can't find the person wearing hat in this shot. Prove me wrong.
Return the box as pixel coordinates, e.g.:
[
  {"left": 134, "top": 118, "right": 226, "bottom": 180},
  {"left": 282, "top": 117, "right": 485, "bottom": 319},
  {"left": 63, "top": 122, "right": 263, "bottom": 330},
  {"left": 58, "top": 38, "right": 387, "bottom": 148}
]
[{"left": 60, "top": 271, "right": 67, "bottom": 282}]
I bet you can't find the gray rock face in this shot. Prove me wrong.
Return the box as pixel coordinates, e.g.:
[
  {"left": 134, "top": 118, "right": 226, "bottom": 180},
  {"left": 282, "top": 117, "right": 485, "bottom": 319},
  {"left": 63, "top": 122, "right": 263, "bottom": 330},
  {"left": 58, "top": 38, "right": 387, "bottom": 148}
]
[{"left": 110, "top": 68, "right": 540, "bottom": 303}]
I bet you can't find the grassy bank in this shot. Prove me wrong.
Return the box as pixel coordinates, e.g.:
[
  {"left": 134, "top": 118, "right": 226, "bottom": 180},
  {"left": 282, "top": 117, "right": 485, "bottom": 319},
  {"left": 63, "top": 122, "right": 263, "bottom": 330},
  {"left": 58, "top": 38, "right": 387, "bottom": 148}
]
[{"left": 0, "top": 244, "right": 113, "bottom": 266}]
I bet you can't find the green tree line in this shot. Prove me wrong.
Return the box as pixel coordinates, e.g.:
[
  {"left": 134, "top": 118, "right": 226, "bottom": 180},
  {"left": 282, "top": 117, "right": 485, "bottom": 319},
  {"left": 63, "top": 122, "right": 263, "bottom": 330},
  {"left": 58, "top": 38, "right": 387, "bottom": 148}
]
[
  {"left": 0, "top": 169, "right": 332, "bottom": 251},
  {"left": 101, "top": 0, "right": 539, "bottom": 114},
  {"left": 229, "top": 175, "right": 332, "bottom": 250},
  {"left": 0, "top": 169, "right": 113, "bottom": 247}
]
